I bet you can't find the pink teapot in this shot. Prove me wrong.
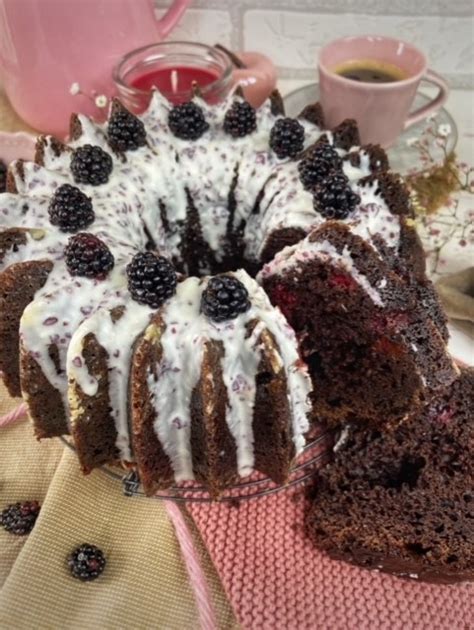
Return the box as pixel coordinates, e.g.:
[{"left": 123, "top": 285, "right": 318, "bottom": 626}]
[{"left": 0, "top": 0, "right": 190, "bottom": 136}]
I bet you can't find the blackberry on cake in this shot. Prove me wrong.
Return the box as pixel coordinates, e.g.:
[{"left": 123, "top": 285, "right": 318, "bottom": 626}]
[
  {"left": 70, "top": 144, "right": 113, "bottom": 186},
  {"left": 0, "top": 500, "right": 40, "bottom": 535},
  {"left": 127, "top": 251, "right": 177, "bottom": 308},
  {"left": 168, "top": 102, "right": 209, "bottom": 140},
  {"left": 223, "top": 101, "right": 257, "bottom": 138},
  {"left": 107, "top": 107, "right": 146, "bottom": 152},
  {"left": 68, "top": 544, "right": 106, "bottom": 581},
  {"left": 201, "top": 274, "right": 251, "bottom": 322},
  {"left": 306, "top": 368, "right": 474, "bottom": 584},
  {"left": 270, "top": 118, "right": 305, "bottom": 158},
  {"left": 298, "top": 143, "right": 343, "bottom": 190},
  {"left": 313, "top": 172, "right": 360, "bottom": 219},
  {"left": 48, "top": 184, "right": 94, "bottom": 232},
  {"left": 65, "top": 232, "right": 114, "bottom": 278}
]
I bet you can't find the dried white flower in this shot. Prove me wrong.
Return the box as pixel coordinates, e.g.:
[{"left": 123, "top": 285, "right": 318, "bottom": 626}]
[
  {"left": 437, "top": 124, "right": 451, "bottom": 138},
  {"left": 95, "top": 95, "right": 108, "bottom": 108},
  {"left": 69, "top": 82, "right": 81, "bottom": 96},
  {"left": 406, "top": 137, "right": 418, "bottom": 147}
]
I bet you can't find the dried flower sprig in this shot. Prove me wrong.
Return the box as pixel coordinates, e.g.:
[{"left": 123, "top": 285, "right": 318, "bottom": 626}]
[
  {"left": 405, "top": 123, "right": 472, "bottom": 215},
  {"left": 69, "top": 83, "right": 110, "bottom": 110}
]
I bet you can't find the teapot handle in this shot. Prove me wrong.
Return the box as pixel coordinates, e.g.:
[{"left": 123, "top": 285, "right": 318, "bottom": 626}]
[{"left": 155, "top": 0, "right": 192, "bottom": 39}]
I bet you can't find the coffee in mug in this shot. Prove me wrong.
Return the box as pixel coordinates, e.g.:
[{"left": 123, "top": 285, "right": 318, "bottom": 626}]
[
  {"left": 334, "top": 59, "right": 407, "bottom": 83},
  {"left": 318, "top": 36, "right": 449, "bottom": 147}
]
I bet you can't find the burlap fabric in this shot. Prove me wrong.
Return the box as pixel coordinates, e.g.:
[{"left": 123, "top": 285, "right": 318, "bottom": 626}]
[{"left": 0, "top": 383, "right": 238, "bottom": 629}]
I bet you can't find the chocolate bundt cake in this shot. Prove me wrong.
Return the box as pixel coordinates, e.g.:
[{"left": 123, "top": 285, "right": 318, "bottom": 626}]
[
  {"left": 306, "top": 368, "right": 474, "bottom": 584},
  {"left": 0, "top": 88, "right": 454, "bottom": 495}
]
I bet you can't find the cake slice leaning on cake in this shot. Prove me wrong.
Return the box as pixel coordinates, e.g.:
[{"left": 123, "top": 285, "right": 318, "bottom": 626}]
[{"left": 260, "top": 222, "right": 458, "bottom": 427}]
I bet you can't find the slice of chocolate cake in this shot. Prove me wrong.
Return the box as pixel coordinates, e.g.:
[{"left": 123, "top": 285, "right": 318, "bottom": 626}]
[
  {"left": 260, "top": 222, "right": 458, "bottom": 427},
  {"left": 306, "top": 368, "right": 474, "bottom": 584}
]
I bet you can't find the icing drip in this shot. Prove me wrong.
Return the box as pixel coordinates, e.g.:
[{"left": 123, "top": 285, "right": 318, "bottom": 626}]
[
  {"left": 350, "top": 181, "right": 400, "bottom": 248},
  {"left": 67, "top": 299, "right": 153, "bottom": 461},
  {"left": 20, "top": 262, "right": 130, "bottom": 412},
  {"left": 342, "top": 150, "right": 371, "bottom": 181},
  {"left": 145, "top": 271, "right": 312, "bottom": 480}
]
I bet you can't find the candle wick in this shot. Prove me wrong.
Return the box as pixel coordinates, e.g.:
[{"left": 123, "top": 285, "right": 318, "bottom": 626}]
[{"left": 171, "top": 69, "right": 178, "bottom": 94}]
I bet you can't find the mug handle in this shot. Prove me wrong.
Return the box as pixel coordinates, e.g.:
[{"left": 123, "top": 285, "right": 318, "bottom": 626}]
[
  {"left": 155, "top": 0, "right": 192, "bottom": 39},
  {"left": 404, "top": 69, "right": 449, "bottom": 130}
]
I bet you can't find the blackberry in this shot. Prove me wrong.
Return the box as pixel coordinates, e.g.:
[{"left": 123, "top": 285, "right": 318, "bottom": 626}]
[
  {"left": 0, "top": 159, "right": 7, "bottom": 193},
  {"left": 127, "top": 251, "right": 177, "bottom": 308},
  {"left": 313, "top": 172, "right": 361, "bottom": 220},
  {"left": 269, "top": 118, "right": 305, "bottom": 159},
  {"left": 298, "top": 143, "right": 343, "bottom": 190},
  {"left": 223, "top": 101, "right": 257, "bottom": 138},
  {"left": 201, "top": 275, "right": 250, "bottom": 323},
  {"left": 107, "top": 109, "right": 146, "bottom": 152},
  {"left": 65, "top": 232, "right": 114, "bottom": 279},
  {"left": 70, "top": 144, "right": 113, "bottom": 186},
  {"left": 68, "top": 544, "right": 106, "bottom": 581},
  {"left": 48, "top": 184, "right": 94, "bottom": 232},
  {"left": 168, "top": 102, "right": 209, "bottom": 140},
  {"left": 0, "top": 500, "right": 40, "bottom": 535}
]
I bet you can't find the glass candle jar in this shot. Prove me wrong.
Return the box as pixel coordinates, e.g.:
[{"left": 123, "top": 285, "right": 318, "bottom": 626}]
[{"left": 113, "top": 41, "right": 234, "bottom": 113}]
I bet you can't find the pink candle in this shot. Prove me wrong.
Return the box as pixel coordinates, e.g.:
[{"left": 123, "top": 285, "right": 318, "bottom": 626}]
[
  {"left": 113, "top": 42, "right": 277, "bottom": 114},
  {"left": 131, "top": 66, "right": 221, "bottom": 105},
  {"left": 114, "top": 42, "right": 234, "bottom": 113}
]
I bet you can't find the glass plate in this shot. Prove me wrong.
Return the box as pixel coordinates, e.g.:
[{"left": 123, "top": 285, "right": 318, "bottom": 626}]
[{"left": 283, "top": 83, "right": 458, "bottom": 175}]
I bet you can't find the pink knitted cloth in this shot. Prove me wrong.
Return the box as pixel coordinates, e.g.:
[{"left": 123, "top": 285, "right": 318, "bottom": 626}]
[{"left": 189, "top": 486, "right": 473, "bottom": 629}]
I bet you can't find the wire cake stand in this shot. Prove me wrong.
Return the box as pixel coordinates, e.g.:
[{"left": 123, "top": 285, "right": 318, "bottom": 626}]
[{"left": 61, "top": 427, "right": 332, "bottom": 503}]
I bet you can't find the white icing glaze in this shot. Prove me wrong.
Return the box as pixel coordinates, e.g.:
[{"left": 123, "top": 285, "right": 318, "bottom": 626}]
[
  {"left": 67, "top": 299, "right": 153, "bottom": 460},
  {"left": 145, "top": 271, "right": 312, "bottom": 481},
  {"left": 234, "top": 270, "right": 312, "bottom": 455},
  {"left": 350, "top": 180, "right": 400, "bottom": 248},
  {"left": 342, "top": 150, "right": 371, "bottom": 181},
  {"left": 247, "top": 152, "right": 401, "bottom": 260},
  {"left": 20, "top": 261, "right": 129, "bottom": 411}
]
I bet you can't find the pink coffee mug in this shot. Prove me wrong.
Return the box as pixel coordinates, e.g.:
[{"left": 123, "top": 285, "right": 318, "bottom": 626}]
[
  {"left": 319, "top": 35, "right": 449, "bottom": 147},
  {"left": 0, "top": 0, "right": 191, "bottom": 137}
]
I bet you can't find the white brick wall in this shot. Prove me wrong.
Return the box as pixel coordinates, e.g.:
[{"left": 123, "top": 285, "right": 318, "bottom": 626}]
[{"left": 156, "top": 1, "right": 474, "bottom": 88}]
